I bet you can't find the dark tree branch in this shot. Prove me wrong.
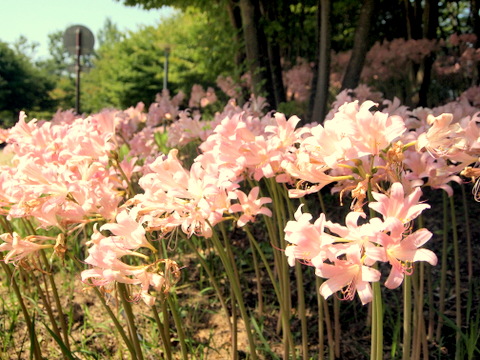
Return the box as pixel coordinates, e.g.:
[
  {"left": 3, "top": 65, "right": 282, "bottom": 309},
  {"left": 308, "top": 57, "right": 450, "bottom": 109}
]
[
  {"left": 310, "top": 0, "right": 331, "bottom": 124},
  {"left": 341, "top": 0, "right": 376, "bottom": 91}
]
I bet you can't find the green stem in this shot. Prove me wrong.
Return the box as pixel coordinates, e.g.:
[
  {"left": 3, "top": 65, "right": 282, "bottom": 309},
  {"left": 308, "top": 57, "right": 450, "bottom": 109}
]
[
  {"left": 117, "top": 283, "right": 144, "bottom": 360},
  {"left": 316, "top": 277, "right": 325, "bottom": 360},
  {"left": 419, "top": 263, "right": 429, "bottom": 358},
  {"left": 221, "top": 224, "right": 239, "bottom": 360},
  {"left": 411, "top": 269, "right": 420, "bottom": 360},
  {"left": 323, "top": 297, "right": 335, "bottom": 360},
  {"left": 334, "top": 297, "right": 341, "bottom": 358},
  {"left": 184, "top": 235, "right": 232, "bottom": 334},
  {"left": 68, "top": 254, "right": 136, "bottom": 357},
  {"left": 266, "top": 179, "right": 295, "bottom": 359},
  {"left": 39, "top": 250, "right": 71, "bottom": 352},
  {"left": 209, "top": 227, "right": 258, "bottom": 359},
  {"left": 244, "top": 224, "right": 294, "bottom": 358},
  {"left": 449, "top": 195, "right": 462, "bottom": 359},
  {"left": 251, "top": 237, "right": 264, "bottom": 315},
  {"left": 244, "top": 226, "right": 282, "bottom": 301},
  {"left": 152, "top": 305, "right": 172, "bottom": 360},
  {"left": 231, "top": 287, "right": 239, "bottom": 360},
  {"left": 112, "top": 153, "right": 136, "bottom": 198},
  {"left": 0, "top": 260, "right": 42, "bottom": 360},
  {"left": 0, "top": 215, "right": 13, "bottom": 233},
  {"left": 30, "top": 270, "right": 66, "bottom": 356},
  {"left": 94, "top": 285, "right": 138, "bottom": 357},
  {"left": 371, "top": 281, "right": 383, "bottom": 360},
  {"left": 460, "top": 184, "right": 472, "bottom": 281},
  {"left": 295, "top": 262, "right": 309, "bottom": 360},
  {"left": 436, "top": 192, "right": 449, "bottom": 342},
  {"left": 402, "top": 274, "right": 412, "bottom": 360},
  {"left": 368, "top": 179, "right": 383, "bottom": 360},
  {"left": 166, "top": 294, "right": 188, "bottom": 360}
]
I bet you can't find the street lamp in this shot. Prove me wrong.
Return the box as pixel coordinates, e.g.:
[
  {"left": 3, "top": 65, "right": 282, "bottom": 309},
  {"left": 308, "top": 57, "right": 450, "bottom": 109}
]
[{"left": 163, "top": 47, "right": 170, "bottom": 91}]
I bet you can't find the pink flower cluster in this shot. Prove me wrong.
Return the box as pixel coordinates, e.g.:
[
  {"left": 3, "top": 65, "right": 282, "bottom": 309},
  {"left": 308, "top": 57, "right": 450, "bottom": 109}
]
[
  {"left": 362, "top": 38, "right": 439, "bottom": 82},
  {"left": 285, "top": 184, "right": 437, "bottom": 305},
  {"left": 2, "top": 81, "right": 479, "bottom": 306},
  {"left": 81, "top": 213, "right": 179, "bottom": 307},
  {"left": 283, "top": 58, "right": 315, "bottom": 102},
  {"left": 0, "top": 111, "right": 122, "bottom": 228},
  {"left": 434, "top": 33, "right": 480, "bottom": 80},
  {"left": 188, "top": 84, "right": 218, "bottom": 108},
  {"left": 273, "top": 89, "right": 479, "bottom": 303}
]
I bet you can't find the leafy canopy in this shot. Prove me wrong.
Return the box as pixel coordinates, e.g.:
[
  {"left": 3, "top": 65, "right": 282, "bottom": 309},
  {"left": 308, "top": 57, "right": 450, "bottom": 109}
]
[
  {"left": 0, "top": 41, "right": 55, "bottom": 125},
  {"left": 81, "top": 8, "right": 236, "bottom": 112}
]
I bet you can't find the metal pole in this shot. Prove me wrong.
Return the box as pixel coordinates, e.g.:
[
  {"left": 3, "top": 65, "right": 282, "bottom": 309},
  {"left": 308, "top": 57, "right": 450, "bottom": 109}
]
[
  {"left": 75, "top": 28, "right": 81, "bottom": 114},
  {"left": 163, "top": 47, "right": 170, "bottom": 91}
]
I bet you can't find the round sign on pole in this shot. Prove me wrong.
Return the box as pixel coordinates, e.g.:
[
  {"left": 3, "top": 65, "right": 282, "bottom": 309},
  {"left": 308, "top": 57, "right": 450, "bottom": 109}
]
[
  {"left": 63, "top": 25, "right": 95, "bottom": 56},
  {"left": 63, "top": 25, "right": 95, "bottom": 114}
]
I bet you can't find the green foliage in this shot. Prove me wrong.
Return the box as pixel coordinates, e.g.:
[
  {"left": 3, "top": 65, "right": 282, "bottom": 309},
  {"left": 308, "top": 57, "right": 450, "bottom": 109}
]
[
  {"left": 97, "top": 18, "right": 125, "bottom": 47},
  {"left": 81, "top": 8, "right": 236, "bottom": 112},
  {"left": 117, "top": 0, "right": 211, "bottom": 11},
  {"left": 0, "top": 41, "right": 55, "bottom": 126},
  {"left": 438, "top": 0, "right": 472, "bottom": 36}
]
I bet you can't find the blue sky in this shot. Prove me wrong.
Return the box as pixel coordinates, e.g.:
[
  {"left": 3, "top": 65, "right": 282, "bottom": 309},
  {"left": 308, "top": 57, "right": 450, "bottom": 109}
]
[{"left": 0, "top": 0, "right": 174, "bottom": 60}]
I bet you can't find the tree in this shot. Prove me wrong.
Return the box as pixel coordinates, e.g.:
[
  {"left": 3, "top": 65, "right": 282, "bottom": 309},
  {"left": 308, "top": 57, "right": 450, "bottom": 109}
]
[
  {"left": 97, "top": 18, "right": 125, "bottom": 46},
  {"left": 116, "top": 0, "right": 317, "bottom": 109},
  {"left": 111, "top": 0, "right": 479, "bottom": 116},
  {"left": 35, "top": 31, "right": 76, "bottom": 111},
  {"left": 239, "top": 0, "right": 276, "bottom": 107},
  {"left": 0, "top": 41, "right": 55, "bottom": 126},
  {"left": 310, "top": 0, "right": 331, "bottom": 123},
  {"left": 81, "top": 9, "right": 236, "bottom": 112},
  {"left": 341, "top": 0, "right": 376, "bottom": 91},
  {"left": 417, "top": 0, "right": 439, "bottom": 106},
  {"left": 12, "top": 35, "right": 40, "bottom": 60}
]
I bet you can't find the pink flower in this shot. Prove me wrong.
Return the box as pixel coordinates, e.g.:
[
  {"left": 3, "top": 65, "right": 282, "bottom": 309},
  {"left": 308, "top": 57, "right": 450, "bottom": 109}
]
[
  {"left": 216, "top": 75, "right": 241, "bottom": 99},
  {"left": 200, "top": 87, "right": 217, "bottom": 107},
  {"left": 265, "top": 112, "right": 302, "bottom": 148},
  {"left": 133, "top": 150, "right": 231, "bottom": 238},
  {"left": 403, "top": 150, "right": 462, "bottom": 197},
  {"left": 101, "top": 209, "right": 155, "bottom": 251},
  {"left": 0, "top": 232, "right": 52, "bottom": 264},
  {"left": 416, "top": 113, "right": 459, "bottom": 156},
  {"left": 369, "top": 182, "right": 430, "bottom": 223},
  {"left": 189, "top": 84, "right": 206, "bottom": 108},
  {"left": 324, "top": 211, "right": 384, "bottom": 264},
  {"left": 229, "top": 187, "right": 272, "bottom": 227},
  {"left": 350, "top": 102, "right": 406, "bottom": 156},
  {"left": 132, "top": 267, "right": 166, "bottom": 306},
  {"left": 316, "top": 250, "right": 381, "bottom": 305},
  {"left": 378, "top": 219, "right": 437, "bottom": 289},
  {"left": 167, "top": 111, "right": 209, "bottom": 147},
  {"left": 81, "top": 227, "right": 148, "bottom": 287},
  {"left": 284, "top": 205, "right": 334, "bottom": 267},
  {"left": 283, "top": 58, "right": 314, "bottom": 102},
  {"left": 131, "top": 259, "right": 179, "bottom": 307}
]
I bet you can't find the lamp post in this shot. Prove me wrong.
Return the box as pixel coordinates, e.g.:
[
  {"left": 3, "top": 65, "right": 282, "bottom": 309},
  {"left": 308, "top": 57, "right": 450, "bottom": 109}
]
[
  {"left": 63, "top": 25, "right": 94, "bottom": 114},
  {"left": 75, "top": 28, "right": 81, "bottom": 114},
  {"left": 163, "top": 47, "right": 170, "bottom": 91}
]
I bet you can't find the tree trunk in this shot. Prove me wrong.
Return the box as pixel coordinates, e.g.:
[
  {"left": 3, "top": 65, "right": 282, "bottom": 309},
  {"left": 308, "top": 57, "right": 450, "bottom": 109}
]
[
  {"left": 309, "top": 0, "right": 331, "bottom": 124},
  {"left": 403, "top": 0, "right": 423, "bottom": 40},
  {"left": 417, "top": 0, "right": 438, "bottom": 107},
  {"left": 471, "top": 0, "right": 480, "bottom": 84},
  {"left": 226, "top": 0, "right": 245, "bottom": 69},
  {"left": 238, "top": 0, "right": 276, "bottom": 108},
  {"left": 341, "top": 0, "right": 376, "bottom": 91},
  {"left": 473, "top": 0, "right": 480, "bottom": 46},
  {"left": 259, "top": 0, "right": 286, "bottom": 107}
]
